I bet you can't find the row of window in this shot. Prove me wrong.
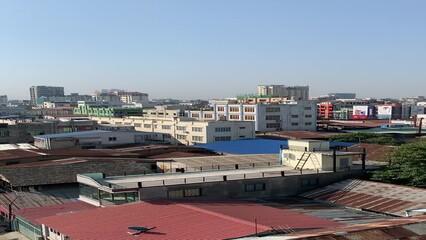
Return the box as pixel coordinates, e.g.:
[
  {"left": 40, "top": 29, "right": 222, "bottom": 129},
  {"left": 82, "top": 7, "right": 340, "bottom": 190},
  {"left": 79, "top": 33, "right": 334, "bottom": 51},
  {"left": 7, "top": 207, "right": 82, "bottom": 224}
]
[
  {"left": 266, "top": 122, "right": 313, "bottom": 128},
  {"left": 0, "top": 131, "right": 10, "bottom": 137},
  {"left": 135, "top": 124, "right": 204, "bottom": 132},
  {"left": 215, "top": 127, "right": 231, "bottom": 132},
  {"left": 176, "top": 135, "right": 204, "bottom": 141}
]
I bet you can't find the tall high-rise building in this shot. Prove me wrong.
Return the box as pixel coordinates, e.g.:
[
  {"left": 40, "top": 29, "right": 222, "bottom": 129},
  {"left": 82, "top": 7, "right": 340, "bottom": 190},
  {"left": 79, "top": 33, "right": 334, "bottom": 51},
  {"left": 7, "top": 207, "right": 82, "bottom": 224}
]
[
  {"left": 30, "top": 86, "right": 65, "bottom": 105},
  {"left": 257, "top": 85, "right": 309, "bottom": 100}
]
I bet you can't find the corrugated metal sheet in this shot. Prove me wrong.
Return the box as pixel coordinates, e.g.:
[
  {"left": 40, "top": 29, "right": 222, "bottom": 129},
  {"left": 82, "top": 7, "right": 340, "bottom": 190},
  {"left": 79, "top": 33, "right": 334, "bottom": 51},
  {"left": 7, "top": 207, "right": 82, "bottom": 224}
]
[
  {"left": 299, "top": 179, "right": 426, "bottom": 216},
  {"left": 39, "top": 199, "right": 341, "bottom": 240}
]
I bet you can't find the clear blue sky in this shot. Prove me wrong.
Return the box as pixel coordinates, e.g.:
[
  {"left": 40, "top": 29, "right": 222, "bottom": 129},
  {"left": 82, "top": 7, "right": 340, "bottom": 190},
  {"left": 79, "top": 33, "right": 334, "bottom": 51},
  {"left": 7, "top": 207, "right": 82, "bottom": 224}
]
[{"left": 1, "top": 0, "right": 425, "bottom": 100}]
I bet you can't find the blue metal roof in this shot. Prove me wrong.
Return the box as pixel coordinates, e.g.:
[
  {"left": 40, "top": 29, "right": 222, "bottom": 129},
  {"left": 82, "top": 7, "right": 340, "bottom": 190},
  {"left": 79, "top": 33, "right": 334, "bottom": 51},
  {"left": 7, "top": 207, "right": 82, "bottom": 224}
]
[
  {"left": 194, "top": 139, "right": 357, "bottom": 155},
  {"left": 34, "top": 130, "right": 111, "bottom": 139}
]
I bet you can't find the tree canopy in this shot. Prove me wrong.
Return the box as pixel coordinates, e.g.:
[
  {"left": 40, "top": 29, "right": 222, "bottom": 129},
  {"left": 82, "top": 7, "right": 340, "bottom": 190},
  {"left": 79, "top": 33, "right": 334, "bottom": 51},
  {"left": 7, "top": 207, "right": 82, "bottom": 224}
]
[
  {"left": 328, "top": 132, "right": 400, "bottom": 146},
  {"left": 369, "top": 140, "right": 426, "bottom": 188}
]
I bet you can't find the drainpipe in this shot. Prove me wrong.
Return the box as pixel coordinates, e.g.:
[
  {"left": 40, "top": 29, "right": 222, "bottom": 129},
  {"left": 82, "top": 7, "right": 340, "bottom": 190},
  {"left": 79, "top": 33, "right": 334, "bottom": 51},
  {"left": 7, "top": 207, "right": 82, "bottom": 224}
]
[{"left": 333, "top": 149, "right": 337, "bottom": 173}]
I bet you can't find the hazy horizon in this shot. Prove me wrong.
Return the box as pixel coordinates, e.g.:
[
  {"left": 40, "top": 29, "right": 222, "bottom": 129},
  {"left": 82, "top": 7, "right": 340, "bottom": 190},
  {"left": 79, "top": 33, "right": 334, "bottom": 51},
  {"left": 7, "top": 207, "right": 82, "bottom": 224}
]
[{"left": 1, "top": 0, "right": 426, "bottom": 100}]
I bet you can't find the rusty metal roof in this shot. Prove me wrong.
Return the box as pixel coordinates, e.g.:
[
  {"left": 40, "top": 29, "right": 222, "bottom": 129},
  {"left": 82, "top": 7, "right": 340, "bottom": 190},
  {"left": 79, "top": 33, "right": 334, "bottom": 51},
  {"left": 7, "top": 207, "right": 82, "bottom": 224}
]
[
  {"left": 285, "top": 215, "right": 426, "bottom": 239},
  {"left": 299, "top": 179, "right": 426, "bottom": 217}
]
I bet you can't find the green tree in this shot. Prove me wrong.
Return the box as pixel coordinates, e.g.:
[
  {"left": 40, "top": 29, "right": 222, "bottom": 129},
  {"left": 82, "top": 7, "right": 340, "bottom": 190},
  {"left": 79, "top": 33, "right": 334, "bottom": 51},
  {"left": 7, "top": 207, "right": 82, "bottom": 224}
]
[
  {"left": 369, "top": 141, "right": 426, "bottom": 187},
  {"left": 328, "top": 132, "right": 400, "bottom": 146}
]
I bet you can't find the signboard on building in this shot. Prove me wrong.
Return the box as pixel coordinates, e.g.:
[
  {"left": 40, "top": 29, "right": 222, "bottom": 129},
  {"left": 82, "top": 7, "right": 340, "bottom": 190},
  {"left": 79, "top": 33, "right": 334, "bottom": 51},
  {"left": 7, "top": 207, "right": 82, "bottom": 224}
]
[
  {"left": 352, "top": 106, "right": 369, "bottom": 119},
  {"left": 377, "top": 105, "right": 392, "bottom": 119}
]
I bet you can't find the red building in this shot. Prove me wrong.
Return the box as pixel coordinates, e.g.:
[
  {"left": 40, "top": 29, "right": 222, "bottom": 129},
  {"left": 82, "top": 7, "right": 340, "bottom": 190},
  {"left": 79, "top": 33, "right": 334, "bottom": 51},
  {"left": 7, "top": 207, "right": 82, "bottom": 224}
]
[{"left": 318, "top": 102, "right": 334, "bottom": 119}]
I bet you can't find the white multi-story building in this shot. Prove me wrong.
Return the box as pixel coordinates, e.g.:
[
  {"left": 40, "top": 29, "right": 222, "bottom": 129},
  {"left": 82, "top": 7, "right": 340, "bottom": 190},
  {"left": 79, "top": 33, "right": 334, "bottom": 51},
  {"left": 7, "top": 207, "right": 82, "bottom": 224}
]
[
  {"left": 257, "top": 85, "right": 309, "bottom": 100},
  {"left": 90, "top": 116, "right": 255, "bottom": 145},
  {"left": 115, "top": 92, "right": 149, "bottom": 104},
  {"left": 186, "top": 101, "right": 317, "bottom": 132}
]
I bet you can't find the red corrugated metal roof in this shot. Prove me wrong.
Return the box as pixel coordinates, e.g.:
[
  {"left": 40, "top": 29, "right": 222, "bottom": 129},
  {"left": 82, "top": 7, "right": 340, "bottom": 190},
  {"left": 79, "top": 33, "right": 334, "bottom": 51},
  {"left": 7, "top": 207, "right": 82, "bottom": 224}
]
[
  {"left": 16, "top": 201, "right": 96, "bottom": 225},
  {"left": 39, "top": 199, "right": 341, "bottom": 240},
  {"left": 172, "top": 199, "right": 341, "bottom": 229}
]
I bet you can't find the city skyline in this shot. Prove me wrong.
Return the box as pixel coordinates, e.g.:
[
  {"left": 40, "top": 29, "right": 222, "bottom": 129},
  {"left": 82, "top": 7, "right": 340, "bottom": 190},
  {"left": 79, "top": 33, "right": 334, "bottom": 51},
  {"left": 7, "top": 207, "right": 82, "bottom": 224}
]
[{"left": 1, "top": 0, "right": 426, "bottom": 100}]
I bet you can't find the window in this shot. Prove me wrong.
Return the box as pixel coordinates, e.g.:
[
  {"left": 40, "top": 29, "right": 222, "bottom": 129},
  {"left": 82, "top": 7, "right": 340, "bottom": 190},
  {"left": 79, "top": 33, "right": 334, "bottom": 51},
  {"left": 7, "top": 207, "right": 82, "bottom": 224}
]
[
  {"left": 305, "top": 122, "right": 312, "bottom": 126},
  {"left": 217, "top": 107, "right": 225, "bottom": 112},
  {"left": 192, "top": 136, "right": 203, "bottom": 141},
  {"left": 266, "top": 107, "right": 280, "bottom": 112},
  {"left": 229, "top": 107, "right": 240, "bottom": 112},
  {"left": 192, "top": 127, "right": 203, "bottom": 132},
  {"left": 109, "top": 137, "right": 117, "bottom": 141},
  {"left": 176, "top": 126, "right": 186, "bottom": 131},
  {"left": 239, "top": 135, "right": 245, "bottom": 138},
  {"left": 245, "top": 183, "right": 266, "bottom": 192},
  {"left": 291, "top": 123, "right": 299, "bottom": 126},
  {"left": 79, "top": 183, "right": 99, "bottom": 200},
  {"left": 340, "top": 158, "right": 349, "bottom": 168},
  {"left": 239, "top": 126, "right": 246, "bottom": 129},
  {"left": 204, "top": 113, "right": 213, "bottom": 118},
  {"left": 134, "top": 123, "right": 141, "bottom": 128},
  {"left": 143, "top": 124, "right": 152, "bottom": 128},
  {"left": 244, "top": 107, "right": 255, "bottom": 112},
  {"left": 305, "top": 114, "right": 312, "bottom": 118},
  {"left": 229, "top": 114, "right": 240, "bottom": 120},
  {"left": 301, "top": 178, "right": 319, "bottom": 187},
  {"left": 291, "top": 115, "right": 298, "bottom": 118},
  {"left": 266, "top": 115, "right": 280, "bottom": 120},
  {"left": 168, "top": 188, "right": 201, "bottom": 198},
  {"left": 266, "top": 123, "right": 280, "bottom": 128},
  {"left": 244, "top": 115, "right": 255, "bottom": 120},
  {"left": 162, "top": 125, "right": 171, "bottom": 130},
  {"left": 191, "top": 113, "right": 200, "bottom": 118},
  {"left": 304, "top": 107, "right": 312, "bottom": 110},
  {"left": 214, "top": 136, "right": 231, "bottom": 141},
  {"left": 215, "top": 127, "right": 231, "bottom": 132},
  {"left": 0, "top": 131, "right": 10, "bottom": 137},
  {"left": 176, "top": 134, "right": 187, "bottom": 140}
]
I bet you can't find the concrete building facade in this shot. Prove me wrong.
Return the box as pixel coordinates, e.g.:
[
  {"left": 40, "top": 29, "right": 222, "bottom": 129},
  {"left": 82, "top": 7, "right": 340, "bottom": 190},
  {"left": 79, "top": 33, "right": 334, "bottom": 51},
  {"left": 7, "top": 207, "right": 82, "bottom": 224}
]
[
  {"left": 90, "top": 116, "right": 255, "bottom": 145},
  {"left": 30, "top": 86, "right": 64, "bottom": 105},
  {"left": 187, "top": 101, "right": 317, "bottom": 132},
  {"left": 257, "top": 85, "right": 309, "bottom": 100},
  {"left": 0, "top": 95, "right": 7, "bottom": 106},
  {"left": 33, "top": 130, "right": 165, "bottom": 149},
  {"left": 281, "top": 140, "right": 358, "bottom": 171}
]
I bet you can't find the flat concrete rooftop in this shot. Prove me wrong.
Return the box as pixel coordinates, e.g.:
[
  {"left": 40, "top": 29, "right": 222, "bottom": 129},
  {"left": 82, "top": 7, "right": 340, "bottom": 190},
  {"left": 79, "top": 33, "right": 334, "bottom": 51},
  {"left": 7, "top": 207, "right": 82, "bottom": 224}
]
[{"left": 101, "top": 166, "right": 330, "bottom": 189}]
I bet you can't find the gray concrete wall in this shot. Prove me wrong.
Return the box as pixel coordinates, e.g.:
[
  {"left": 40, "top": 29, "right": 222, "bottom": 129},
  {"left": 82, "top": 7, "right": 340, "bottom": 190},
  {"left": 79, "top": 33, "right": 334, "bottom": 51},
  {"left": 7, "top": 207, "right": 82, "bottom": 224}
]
[{"left": 138, "top": 170, "right": 365, "bottom": 200}]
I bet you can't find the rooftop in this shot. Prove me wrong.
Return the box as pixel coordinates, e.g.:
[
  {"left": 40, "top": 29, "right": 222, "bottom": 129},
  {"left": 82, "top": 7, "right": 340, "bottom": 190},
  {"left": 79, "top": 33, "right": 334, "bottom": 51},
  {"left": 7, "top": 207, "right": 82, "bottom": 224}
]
[
  {"left": 0, "top": 159, "right": 152, "bottom": 187},
  {"left": 299, "top": 179, "right": 426, "bottom": 217},
  {"left": 262, "top": 131, "right": 341, "bottom": 140},
  {"left": 194, "top": 139, "right": 356, "bottom": 155},
  {"left": 16, "top": 201, "right": 96, "bottom": 225},
  {"left": 347, "top": 143, "right": 398, "bottom": 161},
  {"left": 82, "top": 166, "right": 338, "bottom": 190},
  {"left": 33, "top": 130, "right": 111, "bottom": 139},
  {"left": 39, "top": 198, "right": 341, "bottom": 240},
  {"left": 159, "top": 154, "right": 280, "bottom": 169}
]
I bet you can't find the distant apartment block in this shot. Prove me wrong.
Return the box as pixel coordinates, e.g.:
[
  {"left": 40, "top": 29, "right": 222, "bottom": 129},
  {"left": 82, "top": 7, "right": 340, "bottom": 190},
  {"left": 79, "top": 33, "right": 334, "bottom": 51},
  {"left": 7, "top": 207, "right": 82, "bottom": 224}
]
[
  {"left": 93, "top": 91, "right": 149, "bottom": 104},
  {"left": 0, "top": 118, "right": 97, "bottom": 144},
  {"left": 0, "top": 95, "right": 7, "bottom": 106},
  {"left": 30, "top": 86, "right": 65, "bottom": 105},
  {"left": 74, "top": 102, "right": 143, "bottom": 117},
  {"left": 187, "top": 101, "right": 317, "bottom": 132},
  {"left": 34, "top": 130, "right": 164, "bottom": 149},
  {"left": 91, "top": 116, "right": 255, "bottom": 145},
  {"left": 257, "top": 85, "right": 309, "bottom": 100}
]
